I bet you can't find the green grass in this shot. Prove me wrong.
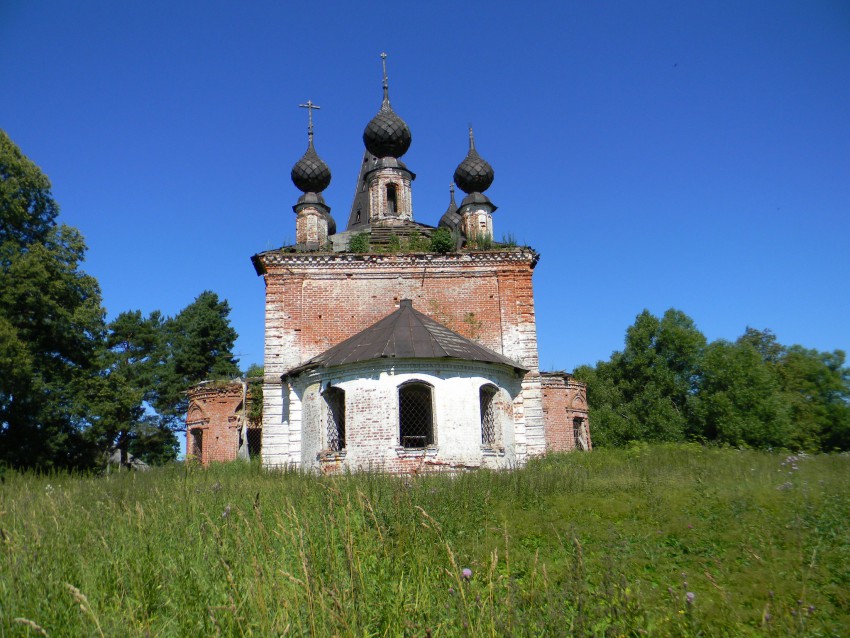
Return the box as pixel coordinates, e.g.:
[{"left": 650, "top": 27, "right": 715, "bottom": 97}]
[{"left": 1, "top": 444, "right": 848, "bottom": 636}]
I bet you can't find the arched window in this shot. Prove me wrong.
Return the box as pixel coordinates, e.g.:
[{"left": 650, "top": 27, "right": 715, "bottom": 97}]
[
  {"left": 399, "top": 382, "right": 434, "bottom": 448},
  {"left": 480, "top": 384, "right": 498, "bottom": 446},
  {"left": 190, "top": 429, "right": 203, "bottom": 459},
  {"left": 324, "top": 387, "right": 346, "bottom": 452},
  {"left": 573, "top": 417, "right": 587, "bottom": 451},
  {"left": 386, "top": 183, "right": 398, "bottom": 214}
]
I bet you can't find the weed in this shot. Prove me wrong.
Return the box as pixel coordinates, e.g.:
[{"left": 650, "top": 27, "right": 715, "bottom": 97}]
[{"left": 348, "top": 232, "right": 369, "bottom": 253}]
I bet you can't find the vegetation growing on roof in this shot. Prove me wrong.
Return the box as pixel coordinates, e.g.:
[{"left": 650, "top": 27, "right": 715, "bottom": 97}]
[{"left": 348, "top": 232, "right": 370, "bottom": 253}]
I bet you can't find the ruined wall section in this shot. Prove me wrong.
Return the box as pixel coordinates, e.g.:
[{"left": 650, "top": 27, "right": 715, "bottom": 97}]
[
  {"left": 186, "top": 384, "right": 244, "bottom": 465},
  {"left": 541, "top": 373, "right": 592, "bottom": 452}
]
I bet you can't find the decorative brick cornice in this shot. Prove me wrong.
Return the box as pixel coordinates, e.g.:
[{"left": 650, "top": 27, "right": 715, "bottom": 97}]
[
  {"left": 252, "top": 248, "right": 538, "bottom": 274},
  {"left": 186, "top": 383, "right": 244, "bottom": 402}
]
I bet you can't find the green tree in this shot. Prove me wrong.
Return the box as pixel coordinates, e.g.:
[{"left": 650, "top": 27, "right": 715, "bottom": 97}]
[
  {"left": 82, "top": 310, "right": 180, "bottom": 466},
  {"left": 0, "top": 131, "right": 106, "bottom": 468},
  {"left": 777, "top": 346, "right": 850, "bottom": 451},
  {"left": 693, "top": 339, "right": 792, "bottom": 448},
  {"left": 152, "top": 291, "right": 240, "bottom": 431},
  {"left": 0, "top": 130, "right": 59, "bottom": 250},
  {"left": 576, "top": 309, "right": 706, "bottom": 446}
]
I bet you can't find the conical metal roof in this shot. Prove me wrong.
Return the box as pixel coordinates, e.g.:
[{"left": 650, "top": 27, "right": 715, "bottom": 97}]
[{"left": 288, "top": 299, "right": 526, "bottom": 375}]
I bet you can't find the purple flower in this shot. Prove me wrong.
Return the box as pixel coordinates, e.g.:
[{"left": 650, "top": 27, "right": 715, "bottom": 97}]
[
  {"left": 685, "top": 592, "right": 695, "bottom": 605},
  {"left": 462, "top": 568, "right": 473, "bottom": 580}
]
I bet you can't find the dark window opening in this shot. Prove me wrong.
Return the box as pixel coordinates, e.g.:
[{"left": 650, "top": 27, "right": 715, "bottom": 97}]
[
  {"left": 480, "top": 385, "right": 498, "bottom": 446},
  {"left": 386, "top": 183, "right": 398, "bottom": 214},
  {"left": 355, "top": 208, "right": 361, "bottom": 223},
  {"left": 573, "top": 417, "right": 587, "bottom": 450},
  {"left": 399, "top": 382, "right": 433, "bottom": 448},
  {"left": 247, "top": 428, "right": 262, "bottom": 458},
  {"left": 325, "top": 387, "right": 346, "bottom": 452},
  {"left": 191, "top": 429, "right": 203, "bottom": 458}
]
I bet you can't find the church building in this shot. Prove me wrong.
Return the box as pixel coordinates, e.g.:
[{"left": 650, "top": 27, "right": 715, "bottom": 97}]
[{"left": 188, "top": 55, "right": 590, "bottom": 471}]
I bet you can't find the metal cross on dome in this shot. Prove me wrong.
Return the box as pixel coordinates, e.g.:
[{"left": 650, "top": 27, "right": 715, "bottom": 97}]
[
  {"left": 298, "top": 99, "right": 321, "bottom": 142},
  {"left": 381, "top": 52, "right": 390, "bottom": 104}
]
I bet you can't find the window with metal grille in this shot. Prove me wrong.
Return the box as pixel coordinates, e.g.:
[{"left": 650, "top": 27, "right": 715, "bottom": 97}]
[
  {"left": 399, "top": 382, "right": 434, "bottom": 448},
  {"left": 325, "top": 387, "right": 346, "bottom": 452},
  {"left": 247, "top": 427, "right": 262, "bottom": 458},
  {"left": 480, "top": 385, "right": 498, "bottom": 446}
]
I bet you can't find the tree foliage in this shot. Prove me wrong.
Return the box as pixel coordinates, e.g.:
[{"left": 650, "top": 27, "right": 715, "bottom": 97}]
[
  {"left": 0, "top": 132, "right": 106, "bottom": 469},
  {"left": 0, "top": 130, "right": 240, "bottom": 469},
  {"left": 576, "top": 311, "right": 850, "bottom": 452}
]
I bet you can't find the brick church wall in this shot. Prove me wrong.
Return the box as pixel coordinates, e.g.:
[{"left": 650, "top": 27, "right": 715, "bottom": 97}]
[
  {"left": 254, "top": 247, "right": 550, "bottom": 466},
  {"left": 254, "top": 249, "right": 541, "bottom": 375}
]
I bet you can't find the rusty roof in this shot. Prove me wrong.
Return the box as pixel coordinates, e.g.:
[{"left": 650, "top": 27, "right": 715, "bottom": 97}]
[{"left": 287, "top": 299, "right": 527, "bottom": 375}]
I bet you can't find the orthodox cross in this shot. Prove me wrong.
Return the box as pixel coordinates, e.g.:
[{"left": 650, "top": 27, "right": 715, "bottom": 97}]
[
  {"left": 299, "top": 100, "right": 321, "bottom": 143},
  {"left": 381, "top": 52, "right": 390, "bottom": 104}
]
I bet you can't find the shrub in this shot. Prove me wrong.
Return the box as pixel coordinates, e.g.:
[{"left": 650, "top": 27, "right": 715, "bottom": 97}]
[
  {"left": 348, "top": 232, "right": 369, "bottom": 253},
  {"left": 429, "top": 228, "right": 454, "bottom": 254},
  {"left": 406, "top": 230, "right": 430, "bottom": 252}
]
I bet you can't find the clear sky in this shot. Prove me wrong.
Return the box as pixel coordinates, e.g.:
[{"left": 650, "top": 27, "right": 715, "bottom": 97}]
[{"left": 2, "top": 0, "right": 849, "bottom": 374}]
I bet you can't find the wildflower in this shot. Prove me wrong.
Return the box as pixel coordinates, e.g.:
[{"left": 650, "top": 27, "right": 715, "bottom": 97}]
[
  {"left": 685, "top": 592, "right": 695, "bottom": 605},
  {"left": 222, "top": 504, "right": 231, "bottom": 519},
  {"left": 448, "top": 587, "right": 455, "bottom": 595},
  {"left": 462, "top": 568, "right": 472, "bottom": 580},
  {"left": 764, "top": 612, "right": 772, "bottom": 622},
  {"left": 807, "top": 604, "right": 815, "bottom": 614}
]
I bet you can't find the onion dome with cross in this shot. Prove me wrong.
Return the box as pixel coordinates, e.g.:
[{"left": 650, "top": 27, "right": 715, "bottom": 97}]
[
  {"left": 453, "top": 127, "right": 494, "bottom": 194},
  {"left": 291, "top": 100, "right": 332, "bottom": 194},
  {"left": 362, "top": 53, "right": 412, "bottom": 159}
]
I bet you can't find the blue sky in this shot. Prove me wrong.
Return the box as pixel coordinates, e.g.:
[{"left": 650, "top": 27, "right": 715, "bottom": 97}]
[{"left": 2, "top": 0, "right": 849, "bottom": 374}]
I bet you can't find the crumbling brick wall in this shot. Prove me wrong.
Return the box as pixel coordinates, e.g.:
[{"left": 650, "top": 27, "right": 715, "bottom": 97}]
[
  {"left": 186, "top": 383, "right": 249, "bottom": 465},
  {"left": 541, "top": 372, "right": 592, "bottom": 452}
]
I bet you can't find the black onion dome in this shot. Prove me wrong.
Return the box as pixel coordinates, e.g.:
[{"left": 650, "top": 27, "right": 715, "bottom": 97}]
[
  {"left": 453, "top": 128, "right": 494, "bottom": 194},
  {"left": 291, "top": 141, "right": 331, "bottom": 193},
  {"left": 363, "top": 103, "right": 412, "bottom": 158}
]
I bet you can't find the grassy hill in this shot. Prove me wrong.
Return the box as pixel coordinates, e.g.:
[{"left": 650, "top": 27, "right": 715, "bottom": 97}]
[{"left": 1, "top": 445, "right": 848, "bottom": 636}]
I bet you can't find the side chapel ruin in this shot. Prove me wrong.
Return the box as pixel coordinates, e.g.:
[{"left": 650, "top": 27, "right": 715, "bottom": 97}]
[{"left": 187, "top": 54, "right": 591, "bottom": 470}]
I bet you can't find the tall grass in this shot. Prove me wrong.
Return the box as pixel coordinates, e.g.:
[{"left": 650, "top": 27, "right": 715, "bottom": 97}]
[{"left": 1, "top": 444, "right": 848, "bottom": 636}]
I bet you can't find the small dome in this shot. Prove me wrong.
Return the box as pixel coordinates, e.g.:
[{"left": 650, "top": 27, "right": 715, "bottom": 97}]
[
  {"left": 291, "top": 142, "right": 331, "bottom": 193},
  {"left": 453, "top": 128, "right": 494, "bottom": 194},
  {"left": 363, "top": 103, "right": 412, "bottom": 158},
  {"left": 439, "top": 184, "right": 461, "bottom": 230}
]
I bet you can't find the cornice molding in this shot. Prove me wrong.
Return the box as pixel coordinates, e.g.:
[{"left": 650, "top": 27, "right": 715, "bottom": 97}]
[{"left": 253, "top": 248, "right": 537, "bottom": 272}]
